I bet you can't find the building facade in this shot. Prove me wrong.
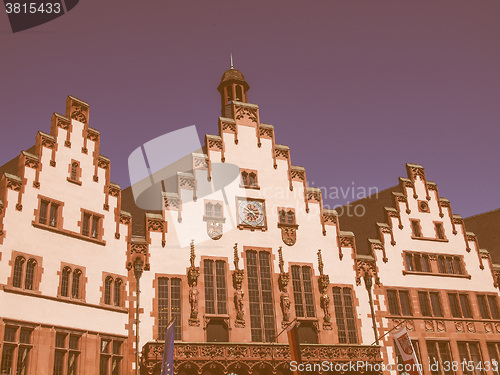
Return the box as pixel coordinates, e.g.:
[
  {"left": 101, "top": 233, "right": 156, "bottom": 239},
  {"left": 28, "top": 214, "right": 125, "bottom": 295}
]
[
  {"left": 338, "top": 164, "right": 500, "bottom": 375},
  {"left": 0, "top": 66, "right": 498, "bottom": 375}
]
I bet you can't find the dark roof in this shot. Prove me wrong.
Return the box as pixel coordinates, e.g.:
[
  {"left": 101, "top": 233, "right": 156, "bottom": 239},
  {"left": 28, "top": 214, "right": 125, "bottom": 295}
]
[
  {"left": 0, "top": 145, "right": 37, "bottom": 178},
  {"left": 464, "top": 208, "right": 500, "bottom": 263},
  {"left": 218, "top": 68, "right": 250, "bottom": 91},
  {"left": 336, "top": 185, "right": 400, "bottom": 255}
]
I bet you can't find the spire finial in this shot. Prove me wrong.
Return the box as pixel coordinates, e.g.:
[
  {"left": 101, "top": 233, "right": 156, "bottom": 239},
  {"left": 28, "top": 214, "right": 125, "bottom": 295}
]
[
  {"left": 190, "top": 240, "right": 196, "bottom": 267},
  {"left": 278, "top": 247, "right": 284, "bottom": 274},
  {"left": 230, "top": 53, "right": 234, "bottom": 69},
  {"left": 233, "top": 243, "right": 240, "bottom": 270},
  {"left": 317, "top": 249, "right": 324, "bottom": 276}
]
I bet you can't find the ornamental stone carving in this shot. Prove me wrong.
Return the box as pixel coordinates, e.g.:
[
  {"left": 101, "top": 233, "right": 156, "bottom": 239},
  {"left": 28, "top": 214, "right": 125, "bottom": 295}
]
[
  {"left": 277, "top": 247, "right": 291, "bottom": 326},
  {"left": 187, "top": 241, "right": 200, "bottom": 326},
  {"left": 317, "top": 250, "right": 332, "bottom": 330},
  {"left": 232, "top": 244, "right": 245, "bottom": 327}
]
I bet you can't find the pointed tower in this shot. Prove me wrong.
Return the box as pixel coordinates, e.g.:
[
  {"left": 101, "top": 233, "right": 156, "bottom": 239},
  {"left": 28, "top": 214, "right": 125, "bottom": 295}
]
[{"left": 217, "top": 56, "right": 250, "bottom": 116}]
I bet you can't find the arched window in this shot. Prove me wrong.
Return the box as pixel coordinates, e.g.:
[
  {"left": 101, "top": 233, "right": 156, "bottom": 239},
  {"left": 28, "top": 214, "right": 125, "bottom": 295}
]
[
  {"left": 25, "top": 259, "right": 36, "bottom": 290},
  {"left": 61, "top": 267, "right": 71, "bottom": 297},
  {"left": 72, "top": 269, "right": 81, "bottom": 299},
  {"left": 70, "top": 162, "right": 78, "bottom": 181},
  {"left": 13, "top": 256, "right": 25, "bottom": 288},
  {"left": 104, "top": 277, "right": 113, "bottom": 305},
  {"left": 286, "top": 210, "right": 295, "bottom": 224},
  {"left": 114, "top": 278, "right": 122, "bottom": 307},
  {"left": 214, "top": 204, "right": 222, "bottom": 218},
  {"left": 235, "top": 86, "right": 243, "bottom": 101}
]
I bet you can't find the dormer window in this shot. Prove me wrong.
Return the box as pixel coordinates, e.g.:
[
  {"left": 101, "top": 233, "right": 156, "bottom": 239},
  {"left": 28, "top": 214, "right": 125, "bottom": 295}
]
[{"left": 240, "top": 169, "right": 259, "bottom": 189}]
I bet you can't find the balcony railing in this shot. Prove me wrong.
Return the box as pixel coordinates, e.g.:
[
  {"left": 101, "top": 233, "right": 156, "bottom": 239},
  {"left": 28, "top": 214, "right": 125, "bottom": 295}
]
[{"left": 141, "top": 341, "right": 382, "bottom": 375}]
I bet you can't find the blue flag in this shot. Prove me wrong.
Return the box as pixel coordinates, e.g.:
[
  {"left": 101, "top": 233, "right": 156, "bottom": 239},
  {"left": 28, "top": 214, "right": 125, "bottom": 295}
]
[{"left": 160, "top": 320, "right": 175, "bottom": 375}]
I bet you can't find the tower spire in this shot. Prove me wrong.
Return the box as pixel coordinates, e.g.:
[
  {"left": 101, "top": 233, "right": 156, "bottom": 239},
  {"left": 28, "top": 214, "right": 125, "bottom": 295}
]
[{"left": 230, "top": 53, "right": 234, "bottom": 69}]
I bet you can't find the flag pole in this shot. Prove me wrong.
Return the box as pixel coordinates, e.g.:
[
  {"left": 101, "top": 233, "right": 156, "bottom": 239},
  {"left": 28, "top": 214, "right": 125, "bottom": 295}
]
[
  {"left": 370, "top": 320, "right": 404, "bottom": 345},
  {"left": 273, "top": 318, "right": 298, "bottom": 342},
  {"left": 155, "top": 316, "right": 176, "bottom": 343}
]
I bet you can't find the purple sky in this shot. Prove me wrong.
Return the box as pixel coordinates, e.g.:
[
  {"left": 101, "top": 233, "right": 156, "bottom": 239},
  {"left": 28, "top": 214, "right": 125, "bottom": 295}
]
[{"left": 1, "top": 0, "right": 499, "bottom": 217}]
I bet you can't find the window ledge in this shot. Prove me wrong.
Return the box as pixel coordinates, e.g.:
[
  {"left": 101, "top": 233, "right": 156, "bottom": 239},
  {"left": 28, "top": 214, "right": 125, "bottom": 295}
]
[
  {"left": 2, "top": 286, "right": 126, "bottom": 313},
  {"left": 240, "top": 185, "right": 260, "bottom": 190},
  {"left": 411, "top": 236, "right": 448, "bottom": 242},
  {"left": 66, "top": 178, "right": 82, "bottom": 186},
  {"left": 277, "top": 223, "right": 299, "bottom": 229},
  {"left": 402, "top": 270, "right": 471, "bottom": 279},
  {"left": 32, "top": 221, "right": 106, "bottom": 246},
  {"left": 203, "top": 216, "right": 226, "bottom": 223}
]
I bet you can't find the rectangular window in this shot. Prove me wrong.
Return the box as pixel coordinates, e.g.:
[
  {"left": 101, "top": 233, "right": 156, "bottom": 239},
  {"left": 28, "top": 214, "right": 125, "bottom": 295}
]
[
  {"left": 332, "top": 286, "right": 358, "bottom": 344},
  {"left": 448, "top": 292, "right": 472, "bottom": 318},
  {"left": 38, "top": 199, "right": 61, "bottom": 227},
  {"left": 290, "top": 265, "right": 315, "bottom": 318},
  {"left": 386, "top": 290, "right": 412, "bottom": 316},
  {"left": 247, "top": 250, "right": 276, "bottom": 342},
  {"left": 1, "top": 326, "right": 32, "bottom": 375},
  {"left": 81, "top": 211, "right": 101, "bottom": 239},
  {"left": 99, "top": 338, "right": 122, "bottom": 375},
  {"left": 457, "top": 341, "right": 484, "bottom": 375},
  {"left": 438, "top": 255, "right": 465, "bottom": 275},
  {"left": 427, "top": 341, "right": 453, "bottom": 375},
  {"left": 157, "top": 277, "right": 182, "bottom": 341},
  {"left": 435, "top": 222, "right": 445, "bottom": 239},
  {"left": 477, "top": 294, "right": 500, "bottom": 320},
  {"left": 411, "top": 220, "right": 422, "bottom": 237},
  {"left": 404, "top": 252, "right": 431, "bottom": 273},
  {"left": 203, "top": 260, "right": 227, "bottom": 315},
  {"left": 419, "top": 291, "right": 443, "bottom": 317},
  {"left": 486, "top": 343, "right": 500, "bottom": 375}
]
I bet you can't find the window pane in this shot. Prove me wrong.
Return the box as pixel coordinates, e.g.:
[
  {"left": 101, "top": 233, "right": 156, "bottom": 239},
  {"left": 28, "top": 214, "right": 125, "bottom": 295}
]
[
  {"left": 91, "top": 217, "right": 99, "bottom": 238},
  {"left": 422, "top": 255, "right": 430, "bottom": 272},
  {"left": 487, "top": 343, "right": 499, "bottom": 375},
  {"left": 39, "top": 201, "right": 48, "bottom": 224},
  {"left": 112, "top": 341, "right": 122, "bottom": 355},
  {"left": 438, "top": 342, "right": 453, "bottom": 375},
  {"left": 0, "top": 345, "right": 15, "bottom": 375},
  {"left": 4, "top": 326, "right": 17, "bottom": 342},
  {"left": 448, "top": 293, "right": 461, "bottom": 318},
  {"left": 445, "top": 257, "right": 454, "bottom": 274},
  {"left": 418, "top": 292, "right": 431, "bottom": 317},
  {"left": 158, "top": 277, "right": 169, "bottom": 339},
  {"left": 49, "top": 204, "right": 58, "bottom": 227},
  {"left": 286, "top": 211, "right": 294, "bottom": 224},
  {"left": 302, "top": 267, "right": 315, "bottom": 318},
  {"left": 429, "top": 293, "right": 443, "bottom": 317},
  {"left": 438, "top": 256, "right": 446, "bottom": 273},
  {"left": 25, "top": 260, "right": 36, "bottom": 290},
  {"left": 387, "top": 290, "right": 400, "bottom": 316},
  {"left": 13, "top": 257, "right": 25, "bottom": 288},
  {"left": 61, "top": 267, "right": 71, "bottom": 297},
  {"left": 405, "top": 254, "right": 414, "bottom": 271},
  {"left": 414, "top": 254, "right": 422, "bottom": 272},
  {"left": 399, "top": 291, "right": 412, "bottom": 316},
  {"left": 214, "top": 204, "right": 222, "bottom": 218},
  {"left": 426, "top": 342, "right": 440, "bottom": 375},
  {"left": 19, "top": 329, "right": 31, "bottom": 344},
  {"left": 468, "top": 342, "right": 484, "bottom": 375},
  {"left": 332, "top": 287, "right": 347, "bottom": 344},
  {"left": 104, "top": 277, "right": 113, "bottom": 305},
  {"left": 247, "top": 251, "right": 262, "bottom": 342},
  {"left": 488, "top": 296, "right": 500, "bottom": 319},
  {"left": 435, "top": 223, "right": 445, "bottom": 239},
  {"left": 453, "top": 257, "right": 463, "bottom": 275},
  {"left": 69, "top": 335, "right": 79, "bottom": 350},
  {"left": 460, "top": 294, "right": 472, "bottom": 318},
  {"left": 111, "top": 358, "right": 121, "bottom": 375},
  {"left": 203, "top": 260, "right": 215, "bottom": 314},
  {"left": 83, "top": 214, "right": 90, "bottom": 236},
  {"left": 55, "top": 333, "right": 66, "bottom": 348},
  {"left": 171, "top": 278, "right": 182, "bottom": 340},
  {"left": 215, "top": 260, "right": 227, "bottom": 315},
  {"left": 114, "top": 279, "right": 122, "bottom": 307},
  {"left": 291, "top": 265, "right": 304, "bottom": 318},
  {"left": 343, "top": 287, "right": 357, "bottom": 344},
  {"left": 258, "top": 251, "right": 275, "bottom": 342},
  {"left": 53, "top": 350, "right": 65, "bottom": 375},
  {"left": 101, "top": 339, "right": 110, "bottom": 354},
  {"left": 72, "top": 270, "right": 81, "bottom": 299},
  {"left": 67, "top": 352, "right": 78, "bottom": 375},
  {"left": 478, "top": 295, "right": 490, "bottom": 319},
  {"left": 411, "top": 221, "right": 421, "bottom": 237},
  {"left": 16, "top": 346, "right": 30, "bottom": 375},
  {"left": 99, "top": 356, "right": 109, "bottom": 375}
]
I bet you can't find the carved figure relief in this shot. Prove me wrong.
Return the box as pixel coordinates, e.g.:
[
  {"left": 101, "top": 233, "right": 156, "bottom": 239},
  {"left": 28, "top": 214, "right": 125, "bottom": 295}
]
[
  {"left": 317, "top": 250, "right": 332, "bottom": 330},
  {"left": 232, "top": 244, "right": 245, "bottom": 327},
  {"left": 187, "top": 241, "right": 200, "bottom": 326}
]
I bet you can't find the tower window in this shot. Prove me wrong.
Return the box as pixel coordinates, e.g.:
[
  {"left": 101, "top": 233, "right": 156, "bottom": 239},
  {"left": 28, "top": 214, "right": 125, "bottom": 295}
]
[{"left": 240, "top": 169, "right": 259, "bottom": 189}]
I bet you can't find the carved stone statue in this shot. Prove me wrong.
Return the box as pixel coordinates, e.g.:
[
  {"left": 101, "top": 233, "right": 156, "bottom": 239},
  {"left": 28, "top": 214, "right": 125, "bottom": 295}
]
[{"left": 189, "top": 285, "right": 199, "bottom": 320}]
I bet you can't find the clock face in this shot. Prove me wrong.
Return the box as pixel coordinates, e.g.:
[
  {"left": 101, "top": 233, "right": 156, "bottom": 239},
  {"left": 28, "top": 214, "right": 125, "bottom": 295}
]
[{"left": 238, "top": 199, "right": 265, "bottom": 227}]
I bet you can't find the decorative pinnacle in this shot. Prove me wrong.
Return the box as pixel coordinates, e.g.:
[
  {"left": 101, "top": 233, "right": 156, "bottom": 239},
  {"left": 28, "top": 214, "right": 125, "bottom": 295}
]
[
  {"left": 230, "top": 53, "right": 234, "bottom": 69},
  {"left": 317, "top": 249, "right": 324, "bottom": 276},
  {"left": 233, "top": 243, "right": 239, "bottom": 270},
  {"left": 190, "top": 240, "right": 195, "bottom": 267},
  {"left": 278, "top": 247, "right": 284, "bottom": 274}
]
